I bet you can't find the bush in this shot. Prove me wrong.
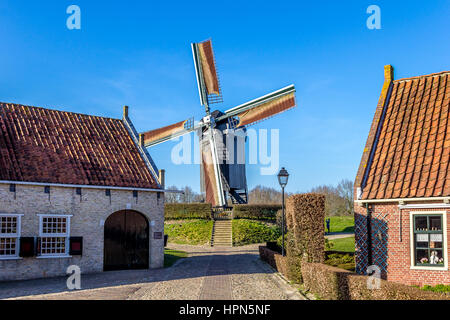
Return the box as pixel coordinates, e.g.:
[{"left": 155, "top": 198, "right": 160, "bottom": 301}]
[
  {"left": 233, "top": 204, "right": 281, "bottom": 220},
  {"left": 164, "top": 220, "right": 213, "bottom": 245},
  {"left": 301, "top": 261, "right": 449, "bottom": 300},
  {"left": 165, "top": 203, "right": 212, "bottom": 220},
  {"left": 286, "top": 193, "right": 326, "bottom": 263},
  {"left": 232, "top": 220, "right": 281, "bottom": 246},
  {"left": 259, "top": 246, "right": 290, "bottom": 278}
]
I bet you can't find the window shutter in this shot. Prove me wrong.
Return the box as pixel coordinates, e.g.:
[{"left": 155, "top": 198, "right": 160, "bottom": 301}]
[
  {"left": 19, "top": 237, "right": 35, "bottom": 257},
  {"left": 36, "top": 237, "right": 41, "bottom": 256},
  {"left": 69, "top": 237, "right": 83, "bottom": 256}
]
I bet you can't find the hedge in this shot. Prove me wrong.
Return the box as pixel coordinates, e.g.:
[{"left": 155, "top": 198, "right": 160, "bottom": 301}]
[
  {"left": 301, "top": 262, "right": 449, "bottom": 300},
  {"left": 232, "top": 204, "right": 281, "bottom": 220},
  {"left": 259, "top": 246, "right": 449, "bottom": 300},
  {"left": 286, "top": 193, "right": 325, "bottom": 264},
  {"left": 165, "top": 203, "right": 212, "bottom": 220},
  {"left": 259, "top": 246, "right": 290, "bottom": 278}
]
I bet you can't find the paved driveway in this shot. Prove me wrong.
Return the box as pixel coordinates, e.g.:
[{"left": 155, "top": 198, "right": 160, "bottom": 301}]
[{"left": 0, "top": 244, "right": 305, "bottom": 300}]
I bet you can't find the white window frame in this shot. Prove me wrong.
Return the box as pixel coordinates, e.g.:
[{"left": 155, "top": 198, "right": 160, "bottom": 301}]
[
  {"left": 37, "top": 214, "right": 72, "bottom": 258},
  {"left": 410, "top": 211, "right": 448, "bottom": 271},
  {"left": 0, "top": 214, "right": 23, "bottom": 260}
]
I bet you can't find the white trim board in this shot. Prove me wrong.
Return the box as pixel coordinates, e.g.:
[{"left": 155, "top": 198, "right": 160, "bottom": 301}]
[{"left": 0, "top": 180, "right": 182, "bottom": 193}]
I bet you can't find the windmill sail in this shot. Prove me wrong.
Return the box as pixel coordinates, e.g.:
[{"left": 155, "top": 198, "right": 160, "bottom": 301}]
[
  {"left": 220, "top": 85, "right": 296, "bottom": 128},
  {"left": 200, "top": 137, "right": 221, "bottom": 206},
  {"left": 142, "top": 118, "right": 198, "bottom": 147},
  {"left": 192, "top": 40, "right": 223, "bottom": 107}
]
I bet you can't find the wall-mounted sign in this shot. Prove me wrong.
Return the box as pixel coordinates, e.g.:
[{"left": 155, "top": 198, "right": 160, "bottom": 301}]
[{"left": 154, "top": 232, "right": 163, "bottom": 240}]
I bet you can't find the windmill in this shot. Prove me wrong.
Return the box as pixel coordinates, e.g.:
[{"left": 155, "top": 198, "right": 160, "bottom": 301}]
[{"left": 141, "top": 39, "right": 297, "bottom": 207}]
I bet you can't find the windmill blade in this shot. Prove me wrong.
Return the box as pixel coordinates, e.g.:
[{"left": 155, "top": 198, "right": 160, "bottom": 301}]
[
  {"left": 218, "top": 85, "right": 296, "bottom": 128},
  {"left": 192, "top": 39, "right": 223, "bottom": 108},
  {"left": 200, "top": 138, "right": 221, "bottom": 206},
  {"left": 142, "top": 118, "right": 203, "bottom": 147}
]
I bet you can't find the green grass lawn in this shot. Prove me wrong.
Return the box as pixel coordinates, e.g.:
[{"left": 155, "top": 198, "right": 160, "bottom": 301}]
[
  {"left": 328, "top": 236, "right": 355, "bottom": 253},
  {"left": 232, "top": 219, "right": 281, "bottom": 246},
  {"left": 164, "top": 248, "right": 188, "bottom": 268},
  {"left": 325, "top": 216, "right": 355, "bottom": 233},
  {"left": 164, "top": 220, "right": 213, "bottom": 245}
]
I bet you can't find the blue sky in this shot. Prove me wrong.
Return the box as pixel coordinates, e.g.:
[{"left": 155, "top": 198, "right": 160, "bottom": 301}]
[{"left": 0, "top": 1, "right": 448, "bottom": 193}]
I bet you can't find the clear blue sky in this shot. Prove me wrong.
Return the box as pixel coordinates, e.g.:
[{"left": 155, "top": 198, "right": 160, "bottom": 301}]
[{"left": 0, "top": 1, "right": 448, "bottom": 193}]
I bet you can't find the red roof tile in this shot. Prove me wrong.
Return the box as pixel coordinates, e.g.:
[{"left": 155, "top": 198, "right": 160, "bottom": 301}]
[
  {"left": 0, "top": 103, "right": 159, "bottom": 189},
  {"left": 359, "top": 71, "right": 450, "bottom": 200}
]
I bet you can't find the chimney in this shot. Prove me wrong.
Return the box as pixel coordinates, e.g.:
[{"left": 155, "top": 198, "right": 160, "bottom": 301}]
[
  {"left": 159, "top": 169, "right": 165, "bottom": 189},
  {"left": 123, "top": 105, "right": 129, "bottom": 118},
  {"left": 384, "top": 65, "right": 394, "bottom": 82}
]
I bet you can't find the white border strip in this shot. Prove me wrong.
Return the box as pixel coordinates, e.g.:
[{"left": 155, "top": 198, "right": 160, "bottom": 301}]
[
  {"left": 0, "top": 180, "right": 182, "bottom": 193},
  {"left": 355, "top": 196, "right": 450, "bottom": 204}
]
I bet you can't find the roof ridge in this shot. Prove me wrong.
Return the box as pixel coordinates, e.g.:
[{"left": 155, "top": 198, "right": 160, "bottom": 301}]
[
  {"left": 394, "top": 70, "right": 450, "bottom": 83},
  {"left": 0, "top": 102, "right": 122, "bottom": 122}
]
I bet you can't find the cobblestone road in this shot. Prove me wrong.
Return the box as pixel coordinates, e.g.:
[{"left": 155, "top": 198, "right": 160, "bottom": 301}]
[{"left": 0, "top": 244, "right": 305, "bottom": 300}]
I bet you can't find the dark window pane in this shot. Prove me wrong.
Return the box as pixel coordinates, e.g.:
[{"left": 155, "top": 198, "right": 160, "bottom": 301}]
[
  {"left": 416, "top": 249, "right": 429, "bottom": 264},
  {"left": 429, "top": 216, "right": 442, "bottom": 231},
  {"left": 415, "top": 216, "right": 428, "bottom": 231}
]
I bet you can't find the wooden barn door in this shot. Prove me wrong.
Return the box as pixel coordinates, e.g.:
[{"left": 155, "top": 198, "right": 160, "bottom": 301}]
[{"left": 104, "top": 210, "right": 149, "bottom": 271}]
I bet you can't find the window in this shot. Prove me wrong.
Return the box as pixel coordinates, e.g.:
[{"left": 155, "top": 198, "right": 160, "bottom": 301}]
[
  {"left": 412, "top": 214, "right": 445, "bottom": 267},
  {"left": 38, "top": 215, "right": 71, "bottom": 257},
  {"left": 0, "top": 214, "right": 22, "bottom": 258}
]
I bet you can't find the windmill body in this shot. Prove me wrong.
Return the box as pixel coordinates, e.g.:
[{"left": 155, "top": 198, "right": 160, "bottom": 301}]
[{"left": 141, "top": 39, "right": 297, "bottom": 207}]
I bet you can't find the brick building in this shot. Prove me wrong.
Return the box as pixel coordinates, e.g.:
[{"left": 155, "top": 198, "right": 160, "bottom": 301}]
[
  {"left": 354, "top": 66, "right": 449, "bottom": 286},
  {"left": 0, "top": 103, "right": 166, "bottom": 281}
]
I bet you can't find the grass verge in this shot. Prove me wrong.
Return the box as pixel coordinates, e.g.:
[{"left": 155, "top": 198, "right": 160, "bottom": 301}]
[
  {"left": 164, "top": 248, "right": 188, "bottom": 268},
  {"left": 328, "top": 236, "right": 355, "bottom": 253},
  {"left": 164, "top": 220, "right": 213, "bottom": 245},
  {"left": 325, "top": 216, "right": 355, "bottom": 233},
  {"left": 232, "top": 219, "right": 281, "bottom": 246}
]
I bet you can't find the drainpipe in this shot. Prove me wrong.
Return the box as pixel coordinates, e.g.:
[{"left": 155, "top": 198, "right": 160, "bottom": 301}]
[{"left": 366, "top": 203, "right": 373, "bottom": 268}]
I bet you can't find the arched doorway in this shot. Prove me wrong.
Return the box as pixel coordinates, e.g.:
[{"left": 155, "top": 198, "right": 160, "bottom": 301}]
[{"left": 104, "top": 210, "right": 149, "bottom": 271}]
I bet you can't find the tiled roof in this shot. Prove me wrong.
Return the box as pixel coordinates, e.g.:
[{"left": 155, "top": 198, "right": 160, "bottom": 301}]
[
  {"left": 360, "top": 70, "right": 450, "bottom": 200},
  {"left": 0, "top": 103, "right": 160, "bottom": 189}
]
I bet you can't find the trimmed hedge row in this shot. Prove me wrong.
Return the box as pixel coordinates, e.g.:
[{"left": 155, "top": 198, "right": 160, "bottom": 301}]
[
  {"left": 301, "top": 261, "right": 449, "bottom": 300},
  {"left": 165, "top": 203, "right": 212, "bottom": 220},
  {"left": 232, "top": 204, "right": 281, "bottom": 220},
  {"left": 286, "top": 193, "right": 325, "bottom": 264},
  {"left": 259, "top": 246, "right": 290, "bottom": 278},
  {"left": 259, "top": 247, "right": 449, "bottom": 300}
]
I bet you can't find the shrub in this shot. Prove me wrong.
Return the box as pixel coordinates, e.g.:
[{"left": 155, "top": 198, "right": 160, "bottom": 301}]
[
  {"left": 286, "top": 193, "right": 326, "bottom": 263},
  {"left": 259, "top": 246, "right": 290, "bottom": 279},
  {"left": 232, "top": 220, "right": 281, "bottom": 246},
  {"left": 165, "top": 203, "right": 212, "bottom": 220},
  {"left": 164, "top": 220, "right": 213, "bottom": 245},
  {"left": 232, "top": 204, "right": 281, "bottom": 220},
  {"left": 301, "top": 261, "right": 449, "bottom": 300}
]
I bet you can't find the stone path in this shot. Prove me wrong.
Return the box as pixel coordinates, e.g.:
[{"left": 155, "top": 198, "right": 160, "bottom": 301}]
[
  {"left": 0, "top": 244, "right": 305, "bottom": 300},
  {"left": 325, "top": 232, "right": 354, "bottom": 240}
]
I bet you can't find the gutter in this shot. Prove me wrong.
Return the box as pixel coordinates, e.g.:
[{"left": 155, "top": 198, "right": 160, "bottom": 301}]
[
  {"left": 0, "top": 180, "right": 183, "bottom": 193},
  {"left": 355, "top": 196, "right": 450, "bottom": 204}
]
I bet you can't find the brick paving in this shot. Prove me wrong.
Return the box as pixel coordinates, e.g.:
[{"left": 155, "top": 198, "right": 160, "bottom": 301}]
[{"left": 0, "top": 244, "right": 305, "bottom": 300}]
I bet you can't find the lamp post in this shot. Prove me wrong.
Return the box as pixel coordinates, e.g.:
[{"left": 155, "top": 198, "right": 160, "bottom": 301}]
[{"left": 278, "top": 167, "right": 289, "bottom": 256}]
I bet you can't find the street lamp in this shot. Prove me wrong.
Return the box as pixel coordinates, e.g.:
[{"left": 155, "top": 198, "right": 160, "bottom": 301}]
[{"left": 278, "top": 167, "right": 289, "bottom": 256}]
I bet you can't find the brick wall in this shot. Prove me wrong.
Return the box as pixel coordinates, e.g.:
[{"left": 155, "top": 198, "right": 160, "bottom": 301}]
[
  {"left": 0, "top": 183, "right": 164, "bottom": 281},
  {"left": 355, "top": 201, "right": 450, "bottom": 286}
]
